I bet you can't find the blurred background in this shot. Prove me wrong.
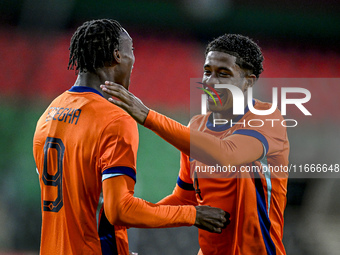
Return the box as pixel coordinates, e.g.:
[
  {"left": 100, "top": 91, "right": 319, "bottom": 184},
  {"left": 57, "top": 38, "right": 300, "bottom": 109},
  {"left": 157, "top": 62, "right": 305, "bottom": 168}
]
[{"left": 0, "top": 0, "right": 340, "bottom": 254}]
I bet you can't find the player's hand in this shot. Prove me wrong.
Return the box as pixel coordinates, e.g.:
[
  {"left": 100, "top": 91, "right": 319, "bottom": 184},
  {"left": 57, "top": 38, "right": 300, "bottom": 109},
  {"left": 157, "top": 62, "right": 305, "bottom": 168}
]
[
  {"left": 194, "top": 205, "right": 230, "bottom": 233},
  {"left": 100, "top": 81, "right": 150, "bottom": 125}
]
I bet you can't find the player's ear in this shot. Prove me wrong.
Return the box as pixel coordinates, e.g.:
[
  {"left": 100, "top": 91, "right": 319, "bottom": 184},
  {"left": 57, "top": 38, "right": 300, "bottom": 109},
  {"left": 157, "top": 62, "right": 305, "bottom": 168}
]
[{"left": 113, "top": 49, "right": 121, "bottom": 63}]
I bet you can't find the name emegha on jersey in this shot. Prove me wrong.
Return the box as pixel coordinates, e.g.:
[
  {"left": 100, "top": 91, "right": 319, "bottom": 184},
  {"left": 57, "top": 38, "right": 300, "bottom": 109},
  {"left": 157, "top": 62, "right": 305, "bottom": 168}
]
[{"left": 46, "top": 107, "right": 82, "bottom": 125}]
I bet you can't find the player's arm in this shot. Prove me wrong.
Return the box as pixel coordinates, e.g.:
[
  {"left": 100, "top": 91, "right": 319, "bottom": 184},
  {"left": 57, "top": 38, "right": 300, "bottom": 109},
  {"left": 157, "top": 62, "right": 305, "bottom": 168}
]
[
  {"left": 101, "top": 82, "right": 263, "bottom": 167},
  {"left": 100, "top": 115, "right": 227, "bottom": 233},
  {"left": 145, "top": 110, "right": 263, "bottom": 167},
  {"left": 157, "top": 184, "right": 197, "bottom": 206},
  {"left": 157, "top": 152, "right": 197, "bottom": 206},
  {"left": 103, "top": 174, "right": 226, "bottom": 233}
]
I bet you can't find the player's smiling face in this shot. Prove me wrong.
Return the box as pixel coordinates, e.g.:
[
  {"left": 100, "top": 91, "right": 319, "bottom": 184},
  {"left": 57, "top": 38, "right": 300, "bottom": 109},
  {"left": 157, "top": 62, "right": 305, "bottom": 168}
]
[{"left": 202, "top": 51, "right": 249, "bottom": 114}]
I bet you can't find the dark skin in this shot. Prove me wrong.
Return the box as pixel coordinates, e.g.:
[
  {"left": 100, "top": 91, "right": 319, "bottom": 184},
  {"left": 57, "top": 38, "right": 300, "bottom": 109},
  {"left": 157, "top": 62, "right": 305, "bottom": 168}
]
[
  {"left": 77, "top": 30, "right": 228, "bottom": 233},
  {"left": 74, "top": 29, "right": 135, "bottom": 98},
  {"left": 202, "top": 51, "right": 256, "bottom": 121}
]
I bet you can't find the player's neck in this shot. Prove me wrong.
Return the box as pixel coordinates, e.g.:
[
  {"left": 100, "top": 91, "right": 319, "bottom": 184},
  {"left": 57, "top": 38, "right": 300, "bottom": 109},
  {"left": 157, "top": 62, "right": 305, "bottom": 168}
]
[{"left": 73, "top": 72, "right": 110, "bottom": 99}]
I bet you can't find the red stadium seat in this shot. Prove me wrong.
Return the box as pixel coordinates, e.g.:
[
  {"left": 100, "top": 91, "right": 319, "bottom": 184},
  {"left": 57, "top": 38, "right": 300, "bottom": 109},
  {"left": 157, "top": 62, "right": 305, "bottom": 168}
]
[{"left": 0, "top": 29, "right": 339, "bottom": 120}]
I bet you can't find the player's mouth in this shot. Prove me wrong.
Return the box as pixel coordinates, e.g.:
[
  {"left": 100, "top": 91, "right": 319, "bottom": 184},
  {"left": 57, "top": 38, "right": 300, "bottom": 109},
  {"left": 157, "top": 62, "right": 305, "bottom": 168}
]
[
  {"left": 207, "top": 91, "right": 225, "bottom": 105},
  {"left": 197, "top": 82, "right": 225, "bottom": 106}
]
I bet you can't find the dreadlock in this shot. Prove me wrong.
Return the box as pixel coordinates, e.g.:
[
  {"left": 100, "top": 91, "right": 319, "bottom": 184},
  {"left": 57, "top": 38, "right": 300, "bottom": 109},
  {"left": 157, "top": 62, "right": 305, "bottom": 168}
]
[
  {"left": 68, "top": 19, "right": 123, "bottom": 73},
  {"left": 205, "top": 34, "right": 264, "bottom": 78}
]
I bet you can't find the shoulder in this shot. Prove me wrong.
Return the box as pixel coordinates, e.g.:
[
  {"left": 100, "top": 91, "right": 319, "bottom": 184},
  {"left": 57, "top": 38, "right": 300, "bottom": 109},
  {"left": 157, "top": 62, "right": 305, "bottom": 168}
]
[
  {"left": 239, "top": 99, "right": 288, "bottom": 141},
  {"left": 97, "top": 112, "right": 139, "bottom": 155},
  {"left": 103, "top": 111, "right": 138, "bottom": 137},
  {"left": 252, "top": 99, "right": 284, "bottom": 120},
  {"left": 79, "top": 95, "right": 138, "bottom": 141},
  {"left": 253, "top": 99, "right": 272, "bottom": 110},
  {"left": 90, "top": 96, "right": 137, "bottom": 125},
  {"left": 245, "top": 99, "right": 288, "bottom": 149}
]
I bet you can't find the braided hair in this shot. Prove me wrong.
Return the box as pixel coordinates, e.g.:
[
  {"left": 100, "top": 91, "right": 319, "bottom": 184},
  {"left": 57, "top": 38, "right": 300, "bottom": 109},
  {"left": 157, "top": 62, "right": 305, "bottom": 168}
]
[
  {"left": 68, "top": 19, "right": 123, "bottom": 73},
  {"left": 205, "top": 34, "right": 264, "bottom": 78}
]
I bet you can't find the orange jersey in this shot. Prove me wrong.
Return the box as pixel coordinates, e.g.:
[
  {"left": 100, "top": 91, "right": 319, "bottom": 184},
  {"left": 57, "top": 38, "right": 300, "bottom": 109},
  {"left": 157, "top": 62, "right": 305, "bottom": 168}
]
[
  {"left": 33, "top": 86, "right": 138, "bottom": 254},
  {"left": 146, "top": 99, "right": 289, "bottom": 255},
  {"left": 33, "top": 86, "right": 196, "bottom": 255}
]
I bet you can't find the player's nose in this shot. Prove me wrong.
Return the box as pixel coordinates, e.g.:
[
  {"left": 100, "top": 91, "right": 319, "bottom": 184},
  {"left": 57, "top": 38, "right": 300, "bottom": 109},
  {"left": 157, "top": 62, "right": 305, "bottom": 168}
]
[{"left": 205, "top": 75, "right": 220, "bottom": 88}]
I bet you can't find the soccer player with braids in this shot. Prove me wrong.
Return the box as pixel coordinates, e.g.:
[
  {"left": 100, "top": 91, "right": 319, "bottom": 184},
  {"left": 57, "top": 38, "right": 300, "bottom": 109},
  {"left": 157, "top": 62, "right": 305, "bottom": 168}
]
[
  {"left": 101, "top": 34, "right": 289, "bottom": 254},
  {"left": 33, "top": 19, "right": 228, "bottom": 255}
]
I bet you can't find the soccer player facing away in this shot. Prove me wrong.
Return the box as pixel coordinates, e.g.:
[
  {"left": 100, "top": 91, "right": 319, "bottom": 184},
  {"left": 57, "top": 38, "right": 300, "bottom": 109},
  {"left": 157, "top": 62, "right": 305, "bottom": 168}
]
[
  {"left": 101, "top": 34, "right": 289, "bottom": 255},
  {"left": 32, "top": 19, "right": 228, "bottom": 255}
]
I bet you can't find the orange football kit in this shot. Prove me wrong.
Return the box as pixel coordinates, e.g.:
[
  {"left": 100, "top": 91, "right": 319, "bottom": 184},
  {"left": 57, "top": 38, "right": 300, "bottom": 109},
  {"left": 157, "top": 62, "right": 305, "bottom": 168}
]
[
  {"left": 145, "top": 99, "right": 289, "bottom": 255},
  {"left": 33, "top": 86, "right": 196, "bottom": 255}
]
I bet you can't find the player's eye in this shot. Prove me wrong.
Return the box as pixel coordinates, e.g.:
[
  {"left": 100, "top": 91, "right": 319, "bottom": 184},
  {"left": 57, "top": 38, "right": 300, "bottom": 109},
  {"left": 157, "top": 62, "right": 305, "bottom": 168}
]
[
  {"left": 204, "top": 70, "right": 211, "bottom": 75},
  {"left": 219, "top": 72, "right": 231, "bottom": 77}
]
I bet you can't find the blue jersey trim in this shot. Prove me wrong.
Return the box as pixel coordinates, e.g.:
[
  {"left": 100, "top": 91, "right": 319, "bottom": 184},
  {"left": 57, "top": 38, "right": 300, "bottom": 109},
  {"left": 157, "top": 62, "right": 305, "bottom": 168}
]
[
  {"left": 260, "top": 156, "right": 272, "bottom": 214},
  {"left": 69, "top": 86, "right": 104, "bottom": 98},
  {"left": 177, "top": 176, "right": 195, "bottom": 191},
  {"left": 232, "top": 129, "right": 269, "bottom": 156},
  {"left": 99, "top": 210, "right": 118, "bottom": 255},
  {"left": 206, "top": 99, "right": 254, "bottom": 132},
  {"left": 102, "top": 166, "right": 136, "bottom": 183},
  {"left": 254, "top": 171, "right": 276, "bottom": 255}
]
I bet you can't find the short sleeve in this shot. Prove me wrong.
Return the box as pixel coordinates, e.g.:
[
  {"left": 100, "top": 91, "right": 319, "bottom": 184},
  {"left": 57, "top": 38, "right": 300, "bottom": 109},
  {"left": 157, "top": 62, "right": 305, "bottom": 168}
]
[{"left": 97, "top": 115, "right": 139, "bottom": 182}]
